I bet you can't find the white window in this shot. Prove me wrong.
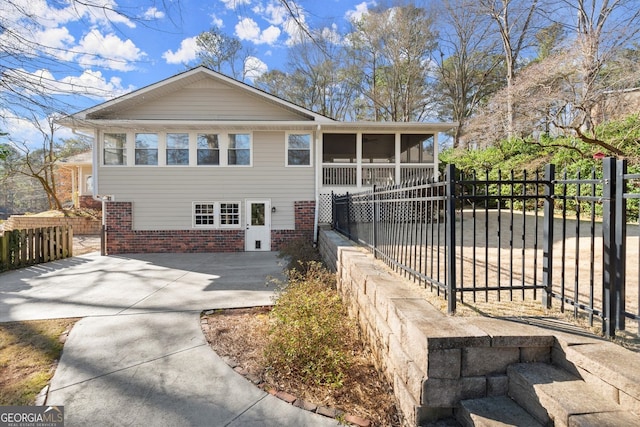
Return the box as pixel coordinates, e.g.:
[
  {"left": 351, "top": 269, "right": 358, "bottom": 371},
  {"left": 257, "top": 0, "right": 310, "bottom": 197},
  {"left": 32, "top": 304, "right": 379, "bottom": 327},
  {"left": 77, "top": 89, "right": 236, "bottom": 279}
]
[
  {"left": 104, "top": 133, "right": 127, "bottom": 165},
  {"left": 197, "top": 134, "right": 220, "bottom": 165},
  {"left": 193, "top": 203, "right": 216, "bottom": 228},
  {"left": 286, "top": 133, "right": 311, "bottom": 166},
  {"left": 135, "top": 133, "right": 158, "bottom": 165},
  {"left": 166, "top": 133, "right": 189, "bottom": 165},
  {"left": 219, "top": 202, "right": 240, "bottom": 227},
  {"left": 192, "top": 202, "right": 241, "bottom": 228},
  {"left": 228, "top": 133, "right": 251, "bottom": 166}
]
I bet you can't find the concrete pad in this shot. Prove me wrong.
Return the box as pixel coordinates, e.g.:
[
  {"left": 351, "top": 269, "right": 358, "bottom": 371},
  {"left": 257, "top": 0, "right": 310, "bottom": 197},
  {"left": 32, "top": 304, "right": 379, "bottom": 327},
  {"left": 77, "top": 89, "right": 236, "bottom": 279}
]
[{"left": 0, "top": 252, "right": 284, "bottom": 322}]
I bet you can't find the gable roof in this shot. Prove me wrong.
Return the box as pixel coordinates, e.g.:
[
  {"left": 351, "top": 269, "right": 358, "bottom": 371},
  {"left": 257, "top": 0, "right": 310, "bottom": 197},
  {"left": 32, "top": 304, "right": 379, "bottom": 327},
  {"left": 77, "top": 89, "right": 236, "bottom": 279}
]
[
  {"left": 61, "top": 66, "right": 335, "bottom": 128},
  {"left": 58, "top": 150, "right": 92, "bottom": 166}
]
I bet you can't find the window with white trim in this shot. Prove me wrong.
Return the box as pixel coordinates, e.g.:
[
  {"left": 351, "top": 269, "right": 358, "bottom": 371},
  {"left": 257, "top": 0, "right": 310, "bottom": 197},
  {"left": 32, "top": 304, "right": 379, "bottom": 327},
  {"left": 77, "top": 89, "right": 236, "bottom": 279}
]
[
  {"left": 135, "top": 133, "right": 158, "bottom": 165},
  {"left": 193, "top": 203, "right": 216, "bottom": 227},
  {"left": 166, "top": 133, "right": 189, "bottom": 165},
  {"left": 192, "top": 202, "right": 241, "bottom": 228},
  {"left": 228, "top": 133, "right": 251, "bottom": 166},
  {"left": 103, "top": 133, "right": 127, "bottom": 165},
  {"left": 286, "top": 133, "right": 311, "bottom": 166},
  {"left": 219, "top": 202, "right": 240, "bottom": 227},
  {"left": 197, "top": 134, "right": 220, "bottom": 165}
]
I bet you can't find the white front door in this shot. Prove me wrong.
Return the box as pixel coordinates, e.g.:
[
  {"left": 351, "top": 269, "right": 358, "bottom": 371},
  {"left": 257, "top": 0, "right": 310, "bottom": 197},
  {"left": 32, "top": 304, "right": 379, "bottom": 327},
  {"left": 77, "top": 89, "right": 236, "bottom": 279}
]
[{"left": 245, "top": 200, "right": 271, "bottom": 251}]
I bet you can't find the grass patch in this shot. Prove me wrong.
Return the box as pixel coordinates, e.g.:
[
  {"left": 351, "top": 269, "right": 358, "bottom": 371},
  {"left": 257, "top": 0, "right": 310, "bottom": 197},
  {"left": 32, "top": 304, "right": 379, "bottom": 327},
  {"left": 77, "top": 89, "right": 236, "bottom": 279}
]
[{"left": 0, "top": 318, "right": 77, "bottom": 405}]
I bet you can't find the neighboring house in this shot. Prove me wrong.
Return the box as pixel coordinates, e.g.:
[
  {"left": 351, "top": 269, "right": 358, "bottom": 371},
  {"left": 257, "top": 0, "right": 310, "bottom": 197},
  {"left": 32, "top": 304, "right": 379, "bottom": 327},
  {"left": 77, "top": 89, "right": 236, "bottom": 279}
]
[
  {"left": 57, "top": 151, "right": 99, "bottom": 209},
  {"left": 59, "top": 66, "right": 455, "bottom": 254}
]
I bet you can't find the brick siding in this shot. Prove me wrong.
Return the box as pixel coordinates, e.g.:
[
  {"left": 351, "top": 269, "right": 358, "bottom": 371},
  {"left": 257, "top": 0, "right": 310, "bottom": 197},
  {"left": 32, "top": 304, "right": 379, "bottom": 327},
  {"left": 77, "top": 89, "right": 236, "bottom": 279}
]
[{"left": 104, "top": 200, "right": 316, "bottom": 254}]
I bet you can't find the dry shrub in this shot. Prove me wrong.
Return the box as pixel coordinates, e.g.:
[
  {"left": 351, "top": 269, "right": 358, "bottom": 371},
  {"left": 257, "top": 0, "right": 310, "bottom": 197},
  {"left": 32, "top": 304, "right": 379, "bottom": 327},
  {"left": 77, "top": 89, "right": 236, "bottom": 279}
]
[{"left": 264, "top": 262, "right": 354, "bottom": 388}]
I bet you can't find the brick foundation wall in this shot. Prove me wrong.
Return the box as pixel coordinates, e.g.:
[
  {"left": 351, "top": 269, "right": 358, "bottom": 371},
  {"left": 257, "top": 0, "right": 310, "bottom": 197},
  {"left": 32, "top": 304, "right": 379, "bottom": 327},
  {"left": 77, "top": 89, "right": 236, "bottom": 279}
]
[
  {"left": 5, "top": 215, "right": 102, "bottom": 235},
  {"left": 271, "top": 200, "right": 316, "bottom": 251},
  {"left": 105, "top": 200, "right": 316, "bottom": 254}
]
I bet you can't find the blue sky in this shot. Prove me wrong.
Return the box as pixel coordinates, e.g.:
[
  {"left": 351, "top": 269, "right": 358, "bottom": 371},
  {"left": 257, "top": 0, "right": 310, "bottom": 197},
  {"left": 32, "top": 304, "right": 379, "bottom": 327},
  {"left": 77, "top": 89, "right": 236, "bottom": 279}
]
[{"left": 2, "top": 0, "right": 373, "bottom": 143}]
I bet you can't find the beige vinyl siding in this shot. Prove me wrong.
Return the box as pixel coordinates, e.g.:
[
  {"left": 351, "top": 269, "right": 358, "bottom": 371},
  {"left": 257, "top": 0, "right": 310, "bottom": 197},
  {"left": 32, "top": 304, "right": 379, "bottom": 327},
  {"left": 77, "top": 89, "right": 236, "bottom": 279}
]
[
  {"left": 100, "top": 80, "right": 306, "bottom": 121},
  {"left": 98, "top": 131, "right": 314, "bottom": 230}
]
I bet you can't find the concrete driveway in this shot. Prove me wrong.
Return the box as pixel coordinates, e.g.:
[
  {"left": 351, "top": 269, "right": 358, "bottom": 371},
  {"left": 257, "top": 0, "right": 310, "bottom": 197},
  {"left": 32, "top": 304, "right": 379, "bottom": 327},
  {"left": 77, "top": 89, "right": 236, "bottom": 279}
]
[{"left": 0, "top": 252, "right": 339, "bottom": 427}]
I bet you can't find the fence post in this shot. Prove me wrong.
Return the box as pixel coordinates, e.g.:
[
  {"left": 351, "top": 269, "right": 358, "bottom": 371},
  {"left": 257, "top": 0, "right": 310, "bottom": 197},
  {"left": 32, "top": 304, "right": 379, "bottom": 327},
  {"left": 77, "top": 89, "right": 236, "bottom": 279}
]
[
  {"left": 615, "top": 159, "right": 627, "bottom": 331},
  {"left": 602, "top": 157, "right": 617, "bottom": 338},
  {"left": 331, "top": 191, "right": 336, "bottom": 229},
  {"left": 0, "top": 233, "right": 7, "bottom": 271},
  {"left": 372, "top": 185, "right": 378, "bottom": 258},
  {"left": 346, "top": 192, "right": 351, "bottom": 240},
  {"left": 542, "top": 163, "right": 555, "bottom": 309},
  {"left": 445, "top": 163, "right": 457, "bottom": 314}
]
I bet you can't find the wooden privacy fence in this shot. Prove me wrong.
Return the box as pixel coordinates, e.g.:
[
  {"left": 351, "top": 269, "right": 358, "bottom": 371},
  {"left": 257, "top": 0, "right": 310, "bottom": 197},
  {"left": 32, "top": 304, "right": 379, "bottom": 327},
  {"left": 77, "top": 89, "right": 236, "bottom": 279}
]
[{"left": 0, "top": 226, "right": 73, "bottom": 272}]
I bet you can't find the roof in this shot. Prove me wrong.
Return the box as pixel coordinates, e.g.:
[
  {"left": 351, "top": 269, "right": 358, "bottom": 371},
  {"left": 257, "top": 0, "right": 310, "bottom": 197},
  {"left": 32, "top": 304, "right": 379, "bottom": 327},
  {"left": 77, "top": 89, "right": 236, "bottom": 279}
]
[
  {"left": 58, "top": 151, "right": 92, "bottom": 166},
  {"left": 58, "top": 66, "right": 457, "bottom": 133}
]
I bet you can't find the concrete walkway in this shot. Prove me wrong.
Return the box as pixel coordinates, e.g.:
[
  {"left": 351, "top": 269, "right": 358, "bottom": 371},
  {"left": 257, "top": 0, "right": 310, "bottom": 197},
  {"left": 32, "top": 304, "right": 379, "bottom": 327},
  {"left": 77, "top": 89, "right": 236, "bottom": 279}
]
[{"left": 0, "top": 252, "right": 339, "bottom": 426}]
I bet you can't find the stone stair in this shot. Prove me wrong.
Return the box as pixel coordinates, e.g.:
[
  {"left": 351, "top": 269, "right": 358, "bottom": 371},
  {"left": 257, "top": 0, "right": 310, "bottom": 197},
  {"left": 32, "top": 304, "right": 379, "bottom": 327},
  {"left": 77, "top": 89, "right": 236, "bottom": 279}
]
[{"left": 456, "top": 362, "right": 640, "bottom": 427}]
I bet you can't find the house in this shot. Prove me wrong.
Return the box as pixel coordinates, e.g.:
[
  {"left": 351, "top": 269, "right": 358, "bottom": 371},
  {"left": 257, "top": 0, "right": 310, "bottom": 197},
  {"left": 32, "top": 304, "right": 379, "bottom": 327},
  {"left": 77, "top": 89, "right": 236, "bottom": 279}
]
[
  {"left": 57, "top": 151, "right": 99, "bottom": 209},
  {"left": 59, "top": 66, "right": 456, "bottom": 254}
]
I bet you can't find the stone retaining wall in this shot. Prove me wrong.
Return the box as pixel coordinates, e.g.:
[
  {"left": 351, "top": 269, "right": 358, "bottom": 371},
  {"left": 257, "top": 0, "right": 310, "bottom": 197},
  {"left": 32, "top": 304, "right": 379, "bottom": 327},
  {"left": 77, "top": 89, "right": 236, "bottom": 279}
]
[
  {"left": 5, "top": 215, "right": 101, "bottom": 235},
  {"left": 318, "top": 226, "right": 555, "bottom": 425}
]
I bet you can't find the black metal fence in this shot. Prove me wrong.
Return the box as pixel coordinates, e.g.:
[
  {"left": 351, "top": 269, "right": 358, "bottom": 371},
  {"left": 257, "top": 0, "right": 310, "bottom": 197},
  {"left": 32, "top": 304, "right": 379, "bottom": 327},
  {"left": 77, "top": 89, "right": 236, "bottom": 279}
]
[{"left": 332, "top": 158, "right": 640, "bottom": 338}]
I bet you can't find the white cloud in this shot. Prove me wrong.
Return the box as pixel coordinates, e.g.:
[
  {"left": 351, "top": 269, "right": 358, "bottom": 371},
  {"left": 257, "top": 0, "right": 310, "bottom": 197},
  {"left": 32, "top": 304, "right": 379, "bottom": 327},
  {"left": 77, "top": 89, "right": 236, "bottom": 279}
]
[
  {"left": 1, "top": 1, "right": 146, "bottom": 71},
  {"left": 264, "top": 1, "right": 289, "bottom": 25},
  {"left": 59, "top": 70, "right": 134, "bottom": 99},
  {"left": 75, "top": 30, "right": 144, "bottom": 71},
  {"left": 283, "top": 15, "right": 308, "bottom": 46},
  {"left": 144, "top": 7, "right": 165, "bottom": 20},
  {"left": 162, "top": 37, "right": 199, "bottom": 64},
  {"left": 235, "top": 17, "right": 280, "bottom": 45},
  {"left": 244, "top": 56, "right": 268, "bottom": 81},
  {"left": 211, "top": 14, "right": 224, "bottom": 28},
  {"left": 346, "top": 1, "right": 373, "bottom": 22},
  {"left": 5, "top": 68, "right": 133, "bottom": 100},
  {"left": 320, "top": 24, "right": 342, "bottom": 45},
  {"left": 1, "top": 111, "right": 77, "bottom": 148},
  {"left": 220, "top": 0, "right": 251, "bottom": 10}
]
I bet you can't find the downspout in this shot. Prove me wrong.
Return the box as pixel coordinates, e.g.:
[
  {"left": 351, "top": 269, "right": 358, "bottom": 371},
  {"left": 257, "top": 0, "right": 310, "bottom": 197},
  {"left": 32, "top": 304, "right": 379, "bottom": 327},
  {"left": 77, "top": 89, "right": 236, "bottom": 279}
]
[{"left": 313, "top": 124, "right": 321, "bottom": 245}]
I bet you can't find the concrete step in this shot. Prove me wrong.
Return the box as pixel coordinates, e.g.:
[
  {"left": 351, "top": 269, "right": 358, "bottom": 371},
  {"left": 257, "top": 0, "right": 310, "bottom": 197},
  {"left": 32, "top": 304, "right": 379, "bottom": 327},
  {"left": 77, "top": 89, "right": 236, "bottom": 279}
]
[
  {"left": 507, "top": 362, "right": 640, "bottom": 427},
  {"left": 456, "top": 395, "right": 542, "bottom": 427}
]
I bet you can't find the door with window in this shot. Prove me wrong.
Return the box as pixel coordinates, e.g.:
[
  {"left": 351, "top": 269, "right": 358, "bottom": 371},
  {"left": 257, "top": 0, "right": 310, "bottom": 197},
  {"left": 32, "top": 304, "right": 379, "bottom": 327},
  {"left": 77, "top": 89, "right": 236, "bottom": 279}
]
[{"left": 245, "top": 200, "right": 271, "bottom": 251}]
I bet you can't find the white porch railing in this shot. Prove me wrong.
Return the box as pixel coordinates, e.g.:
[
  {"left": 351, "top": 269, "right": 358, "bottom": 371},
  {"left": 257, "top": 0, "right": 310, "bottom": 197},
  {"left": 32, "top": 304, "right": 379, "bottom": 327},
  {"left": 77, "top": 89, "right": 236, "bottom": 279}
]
[
  {"left": 322, "top": 165, "right": 357, "bottom": 186},
  {"left": 322, "top": 164, "right": 436, "bottom": 187}
]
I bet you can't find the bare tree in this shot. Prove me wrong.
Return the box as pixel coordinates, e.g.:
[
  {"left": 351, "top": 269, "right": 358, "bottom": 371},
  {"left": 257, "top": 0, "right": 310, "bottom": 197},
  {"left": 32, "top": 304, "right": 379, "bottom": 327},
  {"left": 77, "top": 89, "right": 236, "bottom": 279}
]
[
  {"left": 475, "top": 0, "right": 544, "bottom": 136},
  {"left": 346, "top": 4, "right": 438, "bottom": 121},
  {"left": 554, "top": 0, "right": 640, "bottom": 130},
  {"left": 195, "top": 27, "right": 258, "bottom": 81},
  {"left": 2, "top": 116, "right": 73, "bottom": 210},
  {"left": 465, "top": 47, "right": 640, "bottom": 155},
  {"left": 435, "top": 0, "right": 505, "bottom": 147}
]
